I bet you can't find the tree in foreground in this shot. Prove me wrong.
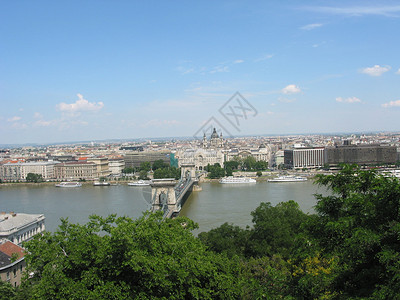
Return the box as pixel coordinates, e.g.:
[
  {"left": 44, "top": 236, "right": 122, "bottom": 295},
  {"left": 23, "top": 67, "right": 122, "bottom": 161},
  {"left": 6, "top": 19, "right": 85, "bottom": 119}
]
[
  {"left": 22, "top": 212, "right": 241, "bottom": 300},
  {"left": 309, "top": 164, "right": 400, "bottom": 298}
]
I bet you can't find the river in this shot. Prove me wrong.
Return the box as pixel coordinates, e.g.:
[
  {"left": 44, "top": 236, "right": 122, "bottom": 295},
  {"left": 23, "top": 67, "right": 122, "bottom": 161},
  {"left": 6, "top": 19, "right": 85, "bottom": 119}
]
[{"left": 0, "top": 181, "right": 326, "bottom": 233}]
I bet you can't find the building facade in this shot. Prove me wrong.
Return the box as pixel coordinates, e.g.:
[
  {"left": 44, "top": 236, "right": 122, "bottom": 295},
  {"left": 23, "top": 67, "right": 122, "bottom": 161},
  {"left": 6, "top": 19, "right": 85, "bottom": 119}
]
[
  {"left": 177, "top": 148, "right": 224, "bottom": 171},
  {"left": 0, "top": 241, "right": 26, "bottom": 287},
  {"left": 54, "top": 161, "right": 97, "bottom": 180},
  {"left": 0, "top": 161, "right": 59, "bottom": 182},
  {"left": 87, "top": 157, "right": 111, "bottom": 178},
  {"left": 0, "top": 212, "right": 45, "bottom": 246},
  {"left": 325, "top": 145, "right": 397, "bottom": 166},
  {"left": 124, "top": 151, "right": 170, "bottom": 168},
  {"left": 284, "top": 148, "right": 325, "bottom": 169},
  {"left": 108, "top": 159, "right": 125, "bottom": 176}
]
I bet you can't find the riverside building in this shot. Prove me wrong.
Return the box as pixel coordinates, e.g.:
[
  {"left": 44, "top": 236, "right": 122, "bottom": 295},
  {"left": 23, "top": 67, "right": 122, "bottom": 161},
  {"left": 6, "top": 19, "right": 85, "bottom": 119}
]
[
  {"left": 0, "top": 161, "right": 59, "bottom": 182},
  {"left": 0, "top": 212, "right": 45, "bottom": 245},
  {"left": 284, "top": 148, "right": 325, "bottom": 169}
]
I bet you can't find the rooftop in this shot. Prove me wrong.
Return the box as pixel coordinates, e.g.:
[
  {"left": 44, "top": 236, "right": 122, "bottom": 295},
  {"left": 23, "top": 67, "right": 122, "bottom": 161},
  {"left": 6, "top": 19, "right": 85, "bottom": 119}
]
[{"left": 0, "top": 212, "right": 45, "bottom": 233}]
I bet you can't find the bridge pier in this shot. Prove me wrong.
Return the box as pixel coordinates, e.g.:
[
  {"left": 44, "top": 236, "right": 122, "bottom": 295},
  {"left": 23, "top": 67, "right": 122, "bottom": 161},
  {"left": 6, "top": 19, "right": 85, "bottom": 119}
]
[
  {"left": 150, "top": 164, "right": 198, "bottom": 219},
  {"left": 150, "top": 179, "right": 177, "bottom": 215}
]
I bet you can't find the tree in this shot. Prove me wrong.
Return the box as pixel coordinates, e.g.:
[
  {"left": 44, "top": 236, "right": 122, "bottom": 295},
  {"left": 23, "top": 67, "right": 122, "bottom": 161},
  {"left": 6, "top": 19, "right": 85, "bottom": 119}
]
[
  {"left": 122, "top": 167, "right": 134, "bottom": 174},
  {"left": 23, "top": 213, "right": 242, "bottom": 299},
  {"left": 139, "top": 161, "right": 151, "bottom": 172},
  {"left": 248, "top": 201, "right": 310, "bottom": 258},
  {"left": 256, "top": 171, "right": 262, "bottom": 177},
  {"left": 0, "top": 281, "right": 16, "bottom": 299},
  {"left": 207, "top": 163, "right": 225, "bottom": 179},
  {"left": 224, "top": 160, "right": 239, "bottom": 171},
  {"left": 153, "top": 167, "right": 180, "bottom": 179},
  {"left": 308, "top": 165, "right": 400, "bottom": 298},
  {"left": 26, "top": 173, "right": 43, "bottom": 183},
  {"left": 198, "top": 223, "right": 250, "bottom": 257},
  {"left": 243, "top": 156, "right": 256, "bottom": 171},
  {"left": 152, "top": 159, "right": 168, "bottom": 171},
  {"left": 138, "top": 170, "right": 149, "bottom": 180}
]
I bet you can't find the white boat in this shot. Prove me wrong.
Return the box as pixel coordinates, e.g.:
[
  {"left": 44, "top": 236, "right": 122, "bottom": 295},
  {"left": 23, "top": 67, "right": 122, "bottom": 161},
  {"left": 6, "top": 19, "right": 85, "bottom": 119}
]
[
  {"left": 219, "top": 176, "right": 256, "bottom": 184},
  {"left": 128, "top": 180, "right": 151, "bottom": 186},
  {"left": 268, "top": 175, "right": 307, "bottom": 182},
  {"left": 93, "top": 181, "right": 110, "bottom": 186},
  {"left": 55, "top": 182, "right": 82, "bottom": 187}
]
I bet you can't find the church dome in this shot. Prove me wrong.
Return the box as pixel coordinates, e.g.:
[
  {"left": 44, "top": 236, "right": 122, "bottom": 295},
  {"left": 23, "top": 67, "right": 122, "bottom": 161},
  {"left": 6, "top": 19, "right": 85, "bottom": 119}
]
[{"left": 210, "top": 128, "right": 219, "bottom": 139}]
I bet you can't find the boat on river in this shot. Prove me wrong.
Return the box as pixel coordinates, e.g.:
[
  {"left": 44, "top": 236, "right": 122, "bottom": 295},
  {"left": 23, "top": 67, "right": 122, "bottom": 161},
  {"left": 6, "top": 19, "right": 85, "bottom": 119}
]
[
  {"left": 219, "top": 176, "right": 256, "bottom": 184},
  {"left": 128, "top": 180, "right": 151, "bottom": 186},
  {"left": 268, "top": 175, "right": 307, "bottom": 182},
  {"left": 55, "top": 182, "right": 82, "bottom": 188},
  {"left": 93, "top": 181, "right": 110, "bottom": 186}
]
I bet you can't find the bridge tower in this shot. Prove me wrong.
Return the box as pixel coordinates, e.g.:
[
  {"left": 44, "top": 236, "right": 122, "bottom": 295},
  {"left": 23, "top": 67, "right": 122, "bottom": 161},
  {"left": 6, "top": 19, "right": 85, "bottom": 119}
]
[
  {"left": 180, "top": 163, "right": 196, "bottom": 179},
  {"left": 150, "top": 179, "right": 177, "bottom": 213}
]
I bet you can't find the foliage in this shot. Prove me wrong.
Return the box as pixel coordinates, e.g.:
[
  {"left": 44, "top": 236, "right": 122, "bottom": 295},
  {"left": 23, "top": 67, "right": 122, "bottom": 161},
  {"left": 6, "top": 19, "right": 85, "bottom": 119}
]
[
  {"left": 153, "top": 166, "right": 180, "bottom": 179},
  {"left": 137, "top": 170, "right": 149, "bottom": 180},
  {"left": 198, "top": 223, "right": 250, "bottom": 257},
  {"left": 139, "top": 161, "right": 151, "bottom": 172},
  {"left": 22, "top": 213, "right": 242, "bottom": 299},
  {"left": 121, "top": 167, "right": 135, "bottom": 174},
  {"left": 0, "top": 281, "right": 16, "bottom": 299},
  {"left": 248, "top": 200, "right": 310, "bottom": 258},
  {"left": 26, "top": 173, "right": 43, "bottom": 183},
  {"left": 240, "top": 255, "right": 293, "bottom": 299},
  {"left": 206, "top": 163, "right": 225, "bottom": 179},
  {"left": 309, "top": 164, "right": 400, "bottom": 298},
  {"left": 256, "top": 171, "right": 262, "bottom": 177},
  {"left": 224, "top": 160, "right": 239, "bottom": 171},
  {"left": 151, "top": 159, "right": 168, "bottom": 170}
]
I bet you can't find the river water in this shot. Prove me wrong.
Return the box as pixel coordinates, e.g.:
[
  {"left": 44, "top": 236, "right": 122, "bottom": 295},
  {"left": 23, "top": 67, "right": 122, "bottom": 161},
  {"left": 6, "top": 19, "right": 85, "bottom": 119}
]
[{"left": 0, "top": 181, "right": 326, "bottom": 233}]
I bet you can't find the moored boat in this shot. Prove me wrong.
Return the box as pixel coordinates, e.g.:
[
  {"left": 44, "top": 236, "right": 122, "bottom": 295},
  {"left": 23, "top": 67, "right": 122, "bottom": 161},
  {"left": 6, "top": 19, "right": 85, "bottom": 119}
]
[
  {"left": 128, "top": 180, "right": 151, "bottom": 186},
  {"left": 93, "top": 181, "right": 110, "bottom": 186},
  {"left": 268, "top": 175, "right": 307, "bottom": 182},
  {"left": 219, "top": 176, "right": 256, "bottom": 184},
  {"left": 55, "top": 182, "right": 82, "bottom": 188}
]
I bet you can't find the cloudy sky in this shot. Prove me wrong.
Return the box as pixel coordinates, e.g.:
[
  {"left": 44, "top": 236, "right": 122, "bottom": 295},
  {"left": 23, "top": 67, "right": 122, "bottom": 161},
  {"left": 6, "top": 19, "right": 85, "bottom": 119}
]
[{"left": 1, "top": 1, "right": 400, "bottom": 144}]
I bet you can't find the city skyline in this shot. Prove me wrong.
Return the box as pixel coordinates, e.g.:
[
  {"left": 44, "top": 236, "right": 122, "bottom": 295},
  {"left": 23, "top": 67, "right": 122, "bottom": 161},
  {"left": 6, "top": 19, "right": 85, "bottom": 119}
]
[{"left": 1, "top": 1, "right": 400, "bottom": 144}]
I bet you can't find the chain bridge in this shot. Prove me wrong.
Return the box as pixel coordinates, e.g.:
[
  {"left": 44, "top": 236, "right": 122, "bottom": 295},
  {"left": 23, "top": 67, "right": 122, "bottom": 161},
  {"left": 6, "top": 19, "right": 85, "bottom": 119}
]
[{"left": 150, "top": 163, "right": 200, "bottom": 219}]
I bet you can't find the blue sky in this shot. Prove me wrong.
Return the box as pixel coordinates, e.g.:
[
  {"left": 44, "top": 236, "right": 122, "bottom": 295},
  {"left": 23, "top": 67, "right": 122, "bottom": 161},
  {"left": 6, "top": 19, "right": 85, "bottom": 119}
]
[{"left": 1, "top": 1, "right": 400, "bottom": 144}]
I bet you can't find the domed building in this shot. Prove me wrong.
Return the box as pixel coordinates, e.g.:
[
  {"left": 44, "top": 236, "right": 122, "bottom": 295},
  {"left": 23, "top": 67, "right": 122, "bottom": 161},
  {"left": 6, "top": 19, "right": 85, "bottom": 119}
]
[{"left": 202, "top": 128, "right": 224, "bottom": 149}]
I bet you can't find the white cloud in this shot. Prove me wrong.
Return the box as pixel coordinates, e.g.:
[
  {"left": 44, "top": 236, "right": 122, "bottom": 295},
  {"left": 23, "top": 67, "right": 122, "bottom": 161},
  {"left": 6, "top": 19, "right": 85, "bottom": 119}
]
[
  {"left": 361, "top": 65, "right": 391, "bottom": 76},
  {"left": 336, "top": 97, "right": 362, "bottom": 103},
  {"left": 210, "top": 65, "right": 229, "bottom": 74},
  {"left": 396, "top": 68, "right": 400, "bottom": 75},
  {"left": 7, "top": 116, "right": 21, "bottom": 122},
  {"left": 279, "top": 97, "right": 296, "bottom": 103},
  {"left": 34, "top": 120, "right": 52, "bottom": 127},
  {"left": 300, "top": 23, "right": 323, "bottom": 30},
  {"left": 57, "top": 94, "right": 104, "bottom": 112},
  {"left": 34, "top": 112, "right": 43, "bottom": 119},
  {"left": 305, "top": 5, "right": 400, "bottom": 17},
  {"left": 282, "top": 84, "right": 301, "bottom": 94},
  {"left": 233, "top": 59, "right": 244, "bottom": 64},
  {"left": 255, "top": 54, "right": 274, "bottom": 62},
  {"left": 382, "top": 100, "right": 400, "bottom": 108}
]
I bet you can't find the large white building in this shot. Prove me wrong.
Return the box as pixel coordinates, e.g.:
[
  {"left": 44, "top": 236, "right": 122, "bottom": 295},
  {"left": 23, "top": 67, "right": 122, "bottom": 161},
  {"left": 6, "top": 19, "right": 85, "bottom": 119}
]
[
  {"left": 109, "top": 159, "right": 125, "bottom": 176},
  {"left": 177, "top": 148, "right": 224, "bottom": 171},
  {"left": 225, "top": 144, "right": 272, "bottom": 164},
  {"left": 284, "top": 147, "right": 325, "bottom": 169},
  {"left": 0, "top": 161, "right": 59, "bottom": 182},
  {"left": 0, "top": 212, "right": 45, "bottom": 246}
]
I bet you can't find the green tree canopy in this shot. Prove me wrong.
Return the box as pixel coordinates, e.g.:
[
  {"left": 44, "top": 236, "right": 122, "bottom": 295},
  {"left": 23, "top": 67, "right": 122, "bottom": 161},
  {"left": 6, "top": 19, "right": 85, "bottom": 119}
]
[
  {"left": 23, "top": 213, "right": 242, "bottom": 299},
  {"left": 139, "top": 161, "right": 151, "bottom": 172},
  {"left": 26, "top": 173, "right": 43, "bottom": 183},
  {"left": 151, "top": 159, "right": 168, "bottom": 170},
  {"left": 308, "top": 165, "right": 400, "bottom": 298}
]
